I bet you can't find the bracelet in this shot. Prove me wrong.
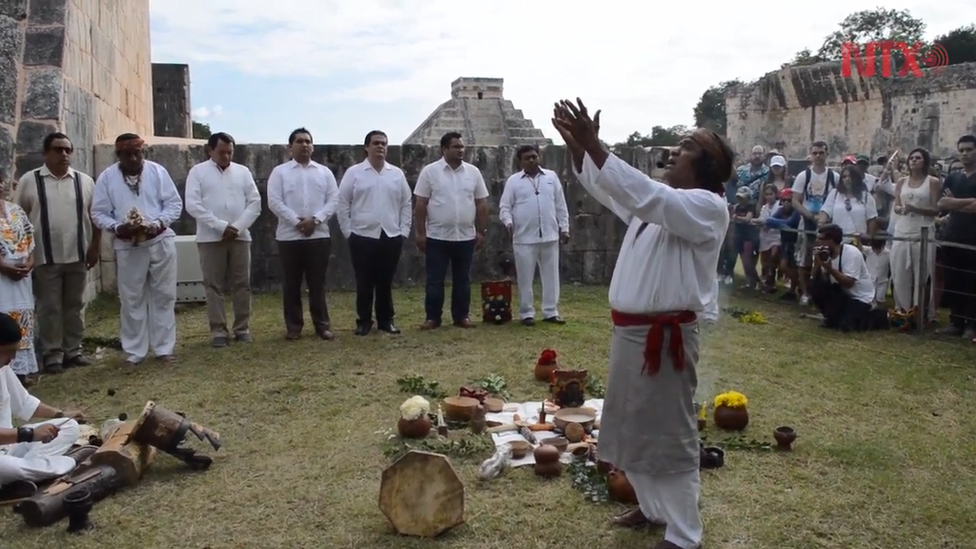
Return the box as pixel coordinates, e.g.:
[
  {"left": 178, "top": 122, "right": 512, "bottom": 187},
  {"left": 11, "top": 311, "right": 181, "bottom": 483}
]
[{"left": 16, "top": 427, "right": 33, "bottom": 443}]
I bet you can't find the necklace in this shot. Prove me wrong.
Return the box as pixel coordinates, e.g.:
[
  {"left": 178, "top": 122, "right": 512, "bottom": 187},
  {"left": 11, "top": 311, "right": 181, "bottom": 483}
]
[{"left": 528, "top": 173, "right": 541, "bottom": 195}]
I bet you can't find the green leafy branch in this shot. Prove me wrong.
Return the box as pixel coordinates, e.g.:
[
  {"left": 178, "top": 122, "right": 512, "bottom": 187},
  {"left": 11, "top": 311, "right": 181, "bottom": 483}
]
[{"left": 395, "top": 375, "right": 448, "bottom": 399}]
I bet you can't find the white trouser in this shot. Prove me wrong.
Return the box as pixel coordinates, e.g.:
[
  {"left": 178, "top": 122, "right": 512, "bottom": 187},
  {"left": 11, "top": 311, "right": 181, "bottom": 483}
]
[
  {"left": 513, "top": 241, "right": 560, "bottom": 320},
  {"left": 116, "top": 238, "right": 178, "bottom": 363},
  {"left": 890, "top": 239, "right": 935, "bottom": 316},
  {"left": 0, "top": 418, "right": 80, "bottom": 487},
  {"left": 627, "top": 469, "right": 703, "bottom": 549}
]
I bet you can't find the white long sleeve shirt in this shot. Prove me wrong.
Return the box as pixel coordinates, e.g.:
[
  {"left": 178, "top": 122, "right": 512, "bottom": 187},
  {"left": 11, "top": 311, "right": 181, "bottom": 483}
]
[
  {"left": 0, "top": 365, "right": 40, "bottom": 430},
  {"left": 498, "top": 168, "right": 570, "bottom": 245},
  {"left": 573, "top": 153, "right": 729, "bottom": 315},
  {"left": 91, "top": 160, "right": 184, "bottom": 250},
  {"left": 336, "top": 160, "right": 413, "bottom": 239},
  {"left": 414, "top": 158, "right": 489, "bottom": 242},
  {"left": 266, "top": 159, "right": 339, "bottom": 241},
  {"left": 184, "top": 160, "right": 262, "bottom": 243}
]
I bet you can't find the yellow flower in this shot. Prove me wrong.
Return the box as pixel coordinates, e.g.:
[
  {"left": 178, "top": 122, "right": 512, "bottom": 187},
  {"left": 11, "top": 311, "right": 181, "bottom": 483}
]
[
  {"left": 714, "top": 390, "right": 748, "bottom": 409},
  {"left": 739, "top": 312, "right": 767, "bottom": 324}
]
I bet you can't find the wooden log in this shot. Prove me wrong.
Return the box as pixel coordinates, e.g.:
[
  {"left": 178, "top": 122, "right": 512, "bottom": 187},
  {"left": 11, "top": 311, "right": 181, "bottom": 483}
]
[
  {"left": 15, "top": 464, "right": 123, "bottom": 527},
  {"left": 82, "top": 421, "right": 157, "bottom": 486}
]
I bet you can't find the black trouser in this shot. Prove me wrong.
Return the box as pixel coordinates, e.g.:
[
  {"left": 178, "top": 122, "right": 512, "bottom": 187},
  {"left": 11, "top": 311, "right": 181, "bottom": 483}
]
[
  {"left": 348, "top": 231, "right": 403, "bottom": 327},
  {"left": 424, "top": 238, "right": 475, "bottom": 324},
  {"left": 810, "top": 275, "right": 873, "bottom": 331},
  {"left": 718, "top": 223, "right": 738, "bottom": 276},
  {"left": 277, "top": 238, "right": 331, "bottom": 334},
  {"left": 941, "top": 244, "right": 976, "bottom": 329}
]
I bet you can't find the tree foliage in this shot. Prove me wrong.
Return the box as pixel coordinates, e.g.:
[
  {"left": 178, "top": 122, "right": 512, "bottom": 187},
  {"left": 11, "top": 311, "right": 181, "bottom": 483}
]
[
  {"left": 933, "top": 24, "right": 976, "bottom": 66},
  {"left": 692, "top": 80, "right": 741, "bottom": 137},
  {"left": 192, "top": 121, "right": 212, "bottom": 140},
  {"left": 815, "top": 8, "right": 925, "bottom": 62},
  {"left": 616, "top": 125, "right": 691, "bottom": 148}
]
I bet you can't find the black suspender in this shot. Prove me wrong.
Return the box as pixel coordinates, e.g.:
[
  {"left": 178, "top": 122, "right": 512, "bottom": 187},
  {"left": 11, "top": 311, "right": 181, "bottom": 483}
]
[
  {"left": 32, "top": 169, "right": 88, "bottom": 265},
  {"left": 33, "top": 170, "right": 55, "bottom": 266}
]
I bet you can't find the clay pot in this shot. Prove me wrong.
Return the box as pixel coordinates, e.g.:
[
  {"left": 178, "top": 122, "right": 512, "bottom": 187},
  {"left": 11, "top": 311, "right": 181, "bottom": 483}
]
[
  {"left": 588, "top": 446, "right": 613, "bottom": 476},
  {"left": 607, "top": 469, "right": 638, "bottom": 504},
  {"left": 697, "top": 418, "right": 706, "bottom": 431},
  {"left": 534, "top": 462, "right": 562, "bottom": 478},
  {"left": 545, "top": 436, "right": 569, "bottom": 453},
  {"left": 713, "top": 405, "right": 749, "bottom": 431},
  {"left": 773, "top": 426, "right": 797, "bottom": 451},
  {"left": 508, "top": 441, "right": 532, "bottom": 459},
  {"left": 397, "top": 416, "right": 431, "bottom": 439},
  {"left": 533, "top": 444, "right": 561, "bottom": 465},
  {"left": 700, "top": 446, "right": 725, "bottom": 469},
  {"left": 534, "top": 361, "right": 558, "bottom": 382}
]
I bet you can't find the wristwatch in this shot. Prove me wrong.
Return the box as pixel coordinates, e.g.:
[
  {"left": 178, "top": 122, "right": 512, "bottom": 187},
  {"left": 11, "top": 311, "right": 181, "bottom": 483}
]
[{"left": 313, "top": 216, "right": 322, "bottom": 226}]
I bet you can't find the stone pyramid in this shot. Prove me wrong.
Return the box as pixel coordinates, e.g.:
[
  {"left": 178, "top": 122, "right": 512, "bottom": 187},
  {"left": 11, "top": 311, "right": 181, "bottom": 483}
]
[{"left": 403, "top": 77, "right": 551, "bottom": 148}]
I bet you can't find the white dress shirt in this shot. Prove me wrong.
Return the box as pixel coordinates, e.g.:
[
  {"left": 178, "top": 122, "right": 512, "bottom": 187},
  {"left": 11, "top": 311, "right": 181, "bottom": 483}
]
[
  {"left": 0, "top": 365, "right": 40, "bottom": 429},
  {"left": 499, "top": 168, "right": 570, "bottom": 245},
  {"left": 336, "top": 160, "right": 413, "bottom": 239},
  {"left": 573, "top": 153, "right": 729, "bottom": 315},
  {"left": 266, "top": 159, "right": 339, "bottom": 241},
  {"left": 184, "top": 160, "right": 262, "bottom": 243},
  {"left": 91, "top": 160, "right": 184, "bottom": 250},
  {"left": 414, "top": 158, "right": 489, "bottom": 242}
]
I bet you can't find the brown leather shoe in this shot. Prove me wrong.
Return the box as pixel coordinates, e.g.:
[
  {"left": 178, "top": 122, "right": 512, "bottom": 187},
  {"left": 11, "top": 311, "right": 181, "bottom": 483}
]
[
  {"left": 156, "top": 355, "right": 176, "bottom": 364},
  {"left": 419, "top": 320, "right": 440, "bottom": 330},
  {"left": 454, "top": 318, "right": 476, "bottom": 329},
  {"left": 285, "top": 332, "right": 301, "bottom": 340},
  {"left": 316, "top": 330, "right": 335, "bottom": 341}
]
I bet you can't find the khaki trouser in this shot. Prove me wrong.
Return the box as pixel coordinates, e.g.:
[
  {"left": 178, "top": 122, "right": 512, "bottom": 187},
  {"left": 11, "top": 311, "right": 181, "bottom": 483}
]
[
  {"left": 198, "top": 240, "right": 251, "bottom": 338},
  {"left": 32, "top": 262, "right": 87, "bottom": 366}
]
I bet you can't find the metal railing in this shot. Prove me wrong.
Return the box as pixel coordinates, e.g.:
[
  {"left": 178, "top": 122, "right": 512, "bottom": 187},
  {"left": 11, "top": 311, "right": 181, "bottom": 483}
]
[{"left": 726, "top": 218, "right": 976, "bottom": 335}]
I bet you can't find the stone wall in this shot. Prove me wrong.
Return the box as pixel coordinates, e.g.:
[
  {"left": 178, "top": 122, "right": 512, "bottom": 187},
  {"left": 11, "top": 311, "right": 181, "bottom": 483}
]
[
  {"left": 151, "top": 63, "right": 190, "bottom": 138},
  {"left": 726, "top": 61, "right": 976, "bottom": 162},
  {"left": 0, "top": 0, "right": 152, "bottom": 179},
  {"left": 93, "top": 144, "right": 665, "bottom": 293}
]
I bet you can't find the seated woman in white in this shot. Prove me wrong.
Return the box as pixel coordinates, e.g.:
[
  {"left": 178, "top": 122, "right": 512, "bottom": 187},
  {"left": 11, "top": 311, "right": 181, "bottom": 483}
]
[{"left": 0, "top": 313, "right": 91, "bottom": 499}]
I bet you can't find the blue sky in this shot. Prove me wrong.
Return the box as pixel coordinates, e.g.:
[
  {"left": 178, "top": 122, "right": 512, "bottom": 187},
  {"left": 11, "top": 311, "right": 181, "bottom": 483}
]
[{"left": 148, "top": 0, "right": 973, "bottom": 146}]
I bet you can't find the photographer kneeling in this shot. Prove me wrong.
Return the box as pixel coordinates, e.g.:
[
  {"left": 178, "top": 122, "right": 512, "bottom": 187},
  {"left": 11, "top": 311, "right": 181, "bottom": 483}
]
[{"left": 810, "top": 224, "right": 888, "bottom": 331}]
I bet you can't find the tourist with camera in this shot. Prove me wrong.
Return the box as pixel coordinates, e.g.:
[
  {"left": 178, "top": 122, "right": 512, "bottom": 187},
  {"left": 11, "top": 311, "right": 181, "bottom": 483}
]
[{"left": 809, "top": 224, "right": 884, "bottom": 331}]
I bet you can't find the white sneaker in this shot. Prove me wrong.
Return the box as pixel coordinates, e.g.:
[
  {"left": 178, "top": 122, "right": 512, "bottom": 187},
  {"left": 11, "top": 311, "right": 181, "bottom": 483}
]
[
  {"left": 799, "top": 294, "right": 810, "bottom": 306},
  {"left": 723, "top": 276, "right": 734, "bottom": 285}
]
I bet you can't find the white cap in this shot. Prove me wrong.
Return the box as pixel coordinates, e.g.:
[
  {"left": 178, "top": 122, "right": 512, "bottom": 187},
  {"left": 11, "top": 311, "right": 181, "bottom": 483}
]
[{"left": 769, "top": 155, "right": 786, "bottom": 167}]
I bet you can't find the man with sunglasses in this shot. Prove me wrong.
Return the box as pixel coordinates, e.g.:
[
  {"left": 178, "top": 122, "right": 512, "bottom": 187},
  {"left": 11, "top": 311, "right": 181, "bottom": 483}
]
[{"left": 14, "top": 133, "right": 100, "bottom": 376}]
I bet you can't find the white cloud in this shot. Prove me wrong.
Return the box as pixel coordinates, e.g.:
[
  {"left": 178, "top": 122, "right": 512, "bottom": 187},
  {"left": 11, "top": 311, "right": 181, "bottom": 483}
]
[
  {"left": 151, "top": 0, "right": 973, "bottom": 144},
  {"left": 191, "top": 105, "right": 223, "bottom": 119}
]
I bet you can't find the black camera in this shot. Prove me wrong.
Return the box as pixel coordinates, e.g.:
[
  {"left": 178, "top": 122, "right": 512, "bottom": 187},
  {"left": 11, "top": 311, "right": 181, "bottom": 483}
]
[{"left": 815, "top": 246, "right": 831, "bottom": 261}]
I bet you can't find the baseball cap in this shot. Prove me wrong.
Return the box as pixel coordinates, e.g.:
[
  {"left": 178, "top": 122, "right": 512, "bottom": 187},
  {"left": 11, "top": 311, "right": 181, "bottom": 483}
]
[
  {"left": 769, "top": 155, "right": 786, "bottom": 167},
  {"left": 778, "top": 188, "right": 793, "bottom": 200},
  {"left": 855, "top": 154, "right": 870, "bottom": 164},
  {"left": 735, "top": 186, "right": 751, "bottom": 199},
  {"left": 842, "top": 155, "right": 857, "bottom": 164}
]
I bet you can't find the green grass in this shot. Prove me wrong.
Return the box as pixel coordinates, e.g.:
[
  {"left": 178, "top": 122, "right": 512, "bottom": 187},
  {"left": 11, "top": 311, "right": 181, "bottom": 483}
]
[{"left": 3, "top": 284, "right": 976, "bottom": 549}]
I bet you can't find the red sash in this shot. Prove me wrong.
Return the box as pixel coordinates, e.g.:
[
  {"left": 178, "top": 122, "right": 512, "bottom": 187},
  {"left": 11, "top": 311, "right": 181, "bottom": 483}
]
[{"left": 611, "top": 310, "right": 697, "bottom": 376}]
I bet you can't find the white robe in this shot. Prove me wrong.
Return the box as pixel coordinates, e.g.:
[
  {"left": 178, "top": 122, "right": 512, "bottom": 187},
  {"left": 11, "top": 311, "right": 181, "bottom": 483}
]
[
  {"left": 91, "top": 161, "right": 183, "bottom": 363},
  {"left": 574, "top": 152, "right": 727, "bottom": 549},
  {"left": 0, "top": 365, "right": 78, "bottom": 486}
]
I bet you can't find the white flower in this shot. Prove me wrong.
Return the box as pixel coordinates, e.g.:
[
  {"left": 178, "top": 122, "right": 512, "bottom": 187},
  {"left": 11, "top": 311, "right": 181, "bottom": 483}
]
[{"left": 399, "top": 396, "right": 430, "bottom": 421}]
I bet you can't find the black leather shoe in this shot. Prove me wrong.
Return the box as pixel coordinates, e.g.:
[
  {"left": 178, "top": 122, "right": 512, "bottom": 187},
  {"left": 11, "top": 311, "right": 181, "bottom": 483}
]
[
  {"left": 354, "top": 323, "right": 372, "bottom": 336},
  {"left": 378, "top": 323, "right": 401, "bottom": 334},
  {"left": 65, "top": 355, "right": 91, "bottom": 367},
  {"left": 543, "top": 316, "right": 566, "bottom": 325},
  {"left": 521, "top": 318, "right": 536, "bottom": 326}
]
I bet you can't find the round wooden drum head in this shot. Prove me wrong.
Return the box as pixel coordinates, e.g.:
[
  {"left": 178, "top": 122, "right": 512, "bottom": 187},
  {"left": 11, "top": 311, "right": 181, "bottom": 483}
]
[{"left": 378, "top": 450, "right": 465, "bottom": 537}]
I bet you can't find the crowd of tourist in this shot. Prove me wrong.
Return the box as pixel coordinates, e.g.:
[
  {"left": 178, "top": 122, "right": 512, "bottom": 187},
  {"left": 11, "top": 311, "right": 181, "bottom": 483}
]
[{"left": 719, "top": 136, "right": 976, "bottom": 339}]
